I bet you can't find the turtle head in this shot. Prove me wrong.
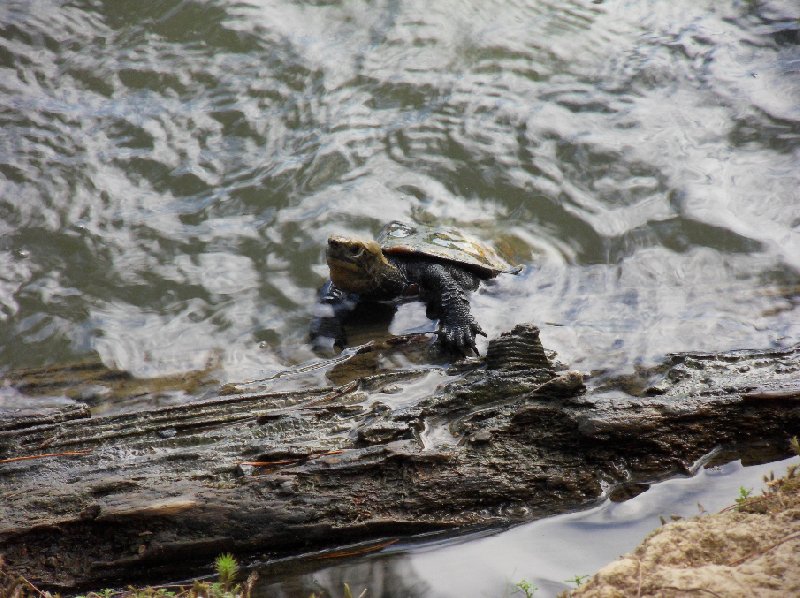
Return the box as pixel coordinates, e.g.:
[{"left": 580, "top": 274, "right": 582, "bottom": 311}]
[{"left": 326, "top": 235, "right": 395, "bottom": 295}]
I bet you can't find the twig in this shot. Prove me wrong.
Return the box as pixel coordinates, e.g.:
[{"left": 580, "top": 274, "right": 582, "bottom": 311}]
[
  {"left": 143, "top": 582, "right": 192, "bottom": 590},
  {"left": 636, "top": 557, "right": 642, "bottom": 598},
  {"left": 239, "top": 458, "right": 301, "bottom": 467},
  {"left": 728, "top": 531, "right": 800, "bottom": 566},
  {"left": 19, "top": 574, "right": 50, "bottom": 598},
  {"left": 243, "top": 570, "right": 259, "bottom": 596},
  {"left": 658, "top": 587, "right": 724, "bottom": 597},
  {"left": 0, "top": 449, "right": 92, "bottom": 464},
  {"left": 303, "top": 381, "right": 360, "bottom": 408},
  {"left": 239, "top": 449, "right": 344, "bottom": 468},
  {"left": 721, "top": 494, "right": 771, "bottom": 514},
  {"left": 316, "top": 538, "right": 398, "bottom": 560},
  {"left": 742, "top": 388, "right": 800, "bottom": 401}
]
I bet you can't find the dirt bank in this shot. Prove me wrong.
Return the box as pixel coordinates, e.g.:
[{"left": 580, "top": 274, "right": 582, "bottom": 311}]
[{"left": 573, "top": 453, "right": 800, "bottom": 598}]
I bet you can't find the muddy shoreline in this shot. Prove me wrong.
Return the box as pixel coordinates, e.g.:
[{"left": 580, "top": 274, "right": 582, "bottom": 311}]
[{"left": 574, "top": 453, "right": 800, "bottom": 597}]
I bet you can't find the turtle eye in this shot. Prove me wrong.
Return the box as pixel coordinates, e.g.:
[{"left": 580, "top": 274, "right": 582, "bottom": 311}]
[{"left": 350, "top": 245, "right": 364, "bottom": 258}]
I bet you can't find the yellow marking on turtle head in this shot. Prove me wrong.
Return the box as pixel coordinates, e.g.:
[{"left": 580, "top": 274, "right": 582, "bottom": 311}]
[{"left": 326, "top": 236, "right": 390, "bottom": 294}]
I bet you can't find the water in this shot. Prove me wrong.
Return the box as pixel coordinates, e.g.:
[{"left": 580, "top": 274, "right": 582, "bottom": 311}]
[
  {"left": 254, "top": 455, "right": 800, "bottom": 597},
  {"left": 0, "top": 0, "right": 798, "bottom": 593},
  {"left": 1, "top": 0, "right": 797, "bottom": 386}
]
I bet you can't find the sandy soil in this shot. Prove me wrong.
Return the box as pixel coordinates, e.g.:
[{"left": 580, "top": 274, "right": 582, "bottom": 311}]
[{"left": 572, "top": 461, "right": 800, "bottom": 598}]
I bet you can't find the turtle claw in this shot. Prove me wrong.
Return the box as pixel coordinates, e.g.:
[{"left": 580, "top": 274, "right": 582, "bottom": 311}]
[{"left": 438, "top": 319, "right": 484, "bottom": 357}]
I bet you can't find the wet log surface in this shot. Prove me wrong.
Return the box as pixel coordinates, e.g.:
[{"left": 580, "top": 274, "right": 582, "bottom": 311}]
[{"left": 1, "top": 324, "right": 799, "bottom": 590}]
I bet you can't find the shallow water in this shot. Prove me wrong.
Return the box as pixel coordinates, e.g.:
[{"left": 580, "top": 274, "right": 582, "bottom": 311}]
[
  {"left": 1, "top": 0, "right": 799, "bottom": 593},
  {"left": 249, "top": 455, "right": 800, "bottom": 597}
]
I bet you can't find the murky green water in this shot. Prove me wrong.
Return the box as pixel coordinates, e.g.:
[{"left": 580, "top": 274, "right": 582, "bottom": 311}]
[{"left": 1, "top": 0, "right": 798, "bottom": 594}]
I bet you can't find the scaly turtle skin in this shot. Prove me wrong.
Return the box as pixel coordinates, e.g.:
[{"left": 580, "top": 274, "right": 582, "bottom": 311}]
[{"left": 311, "top": 221, "right": 519, "bottom": 355}]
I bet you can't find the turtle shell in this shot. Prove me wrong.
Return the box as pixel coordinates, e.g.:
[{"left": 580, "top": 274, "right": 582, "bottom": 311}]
[{"left": 376, "top": 221, "right": 520, "bottom": 277}]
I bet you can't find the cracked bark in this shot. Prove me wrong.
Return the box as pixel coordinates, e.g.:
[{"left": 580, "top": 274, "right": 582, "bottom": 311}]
[{"left": 0, "top": 325, "right": 798, "bottom": 590}]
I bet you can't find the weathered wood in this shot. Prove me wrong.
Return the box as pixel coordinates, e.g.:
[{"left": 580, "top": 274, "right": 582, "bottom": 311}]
[{"left": 1, "top": 325, "right": 798, "bottom": 590}]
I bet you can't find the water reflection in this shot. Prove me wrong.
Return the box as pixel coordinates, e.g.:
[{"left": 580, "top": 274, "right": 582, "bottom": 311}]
[
  {"left": 258, "top": 557, "right": 432, "bottom": 598},
  {"left": 254, "top": 455, "right": 800, "bottom": 598},
  {"left": 0, "top": 1, "right": 798, "bottom": 401}
]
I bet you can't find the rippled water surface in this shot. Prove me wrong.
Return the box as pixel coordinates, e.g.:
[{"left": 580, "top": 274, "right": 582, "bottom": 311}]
[
  {"left": 1, "top": 0, "right": 798, "bottom": 391},
  {"left": 1, "top": 0, "right": 799, "bottom": 592}
]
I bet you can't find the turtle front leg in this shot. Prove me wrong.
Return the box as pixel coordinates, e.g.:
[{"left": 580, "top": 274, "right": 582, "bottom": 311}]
[
  {"left": 413, "top": 263, "right": 485, "bottom": 355},
  {"left": 436, "top": 288, "right": 486, "bottom": 355}
]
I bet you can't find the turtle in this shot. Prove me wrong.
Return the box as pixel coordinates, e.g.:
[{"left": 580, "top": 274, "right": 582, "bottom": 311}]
[{"left": 310, "top": 221, "right": 521, "bottom": 355}]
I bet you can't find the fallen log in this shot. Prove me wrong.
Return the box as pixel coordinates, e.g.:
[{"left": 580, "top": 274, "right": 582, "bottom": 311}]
[{"left": 0, "top": 324, "right": 798, "bottom": 591}]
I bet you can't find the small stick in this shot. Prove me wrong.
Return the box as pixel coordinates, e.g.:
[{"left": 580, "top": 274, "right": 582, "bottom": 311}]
[
  {"left": 742, "top": 388, "right": 800, "bottom": 401},
  {"left": 0, "top": 449, "right": 92, "bottom": 464},
  {"left": 636, "top": 558, "right": 642, "bottom": 598},
  {"left": 239, "top": 458, "right": 301, "bottom": 467},
  {"left": 239, "top": 449, "right": 344, "bottom": 468},
  {"left": 303, "top": 381, "right": 360, "bottom": 408},
  {"left": 316, "top": 538, "right": 398, "bottom": 560},
  {"left": 728, "top": 531, "right": 800, "bottom": 566},
  {"left": 19, "top": 574, "right": 50, "bottom": 598},
  {"left": 658, "top": 588, "right": 723, "bottom": 597}
]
